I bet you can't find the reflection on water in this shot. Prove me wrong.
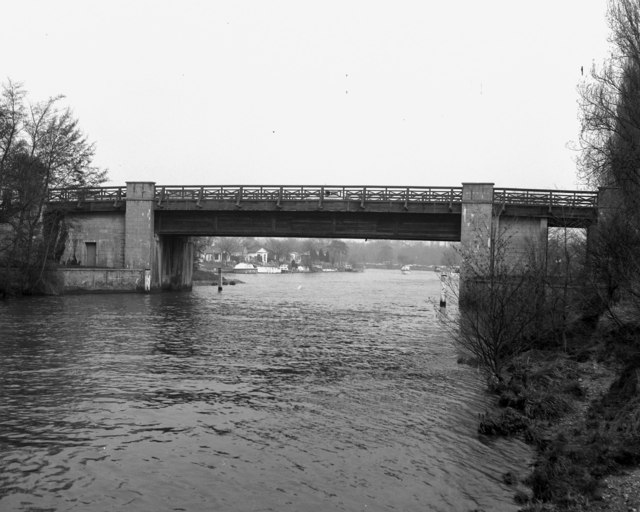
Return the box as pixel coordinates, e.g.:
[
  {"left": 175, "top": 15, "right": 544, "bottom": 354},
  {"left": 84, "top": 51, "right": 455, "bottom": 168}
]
[{"left": 0, "top": 270, "right": 530, "bottom": 511}]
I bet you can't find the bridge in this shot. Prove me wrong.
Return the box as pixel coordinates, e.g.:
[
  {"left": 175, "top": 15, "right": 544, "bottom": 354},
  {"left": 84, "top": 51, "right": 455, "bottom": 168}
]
[{"left": 46, "top": 182, "right": 600, "bottom": 292}]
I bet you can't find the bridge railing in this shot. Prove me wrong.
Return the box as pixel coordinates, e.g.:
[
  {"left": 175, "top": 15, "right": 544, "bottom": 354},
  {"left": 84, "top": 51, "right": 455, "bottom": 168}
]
[
  {"left": 48, "top": 186, "right": 125, "bottom": 204},
  {"left": 493, "top": 188, "right": 598, "bottom": 209},
  {"left": 46, "top": 185, "right": 599, "bottom": 210},
  {"left": 153, "top": 185, "right": 464, "bottom": 207}
]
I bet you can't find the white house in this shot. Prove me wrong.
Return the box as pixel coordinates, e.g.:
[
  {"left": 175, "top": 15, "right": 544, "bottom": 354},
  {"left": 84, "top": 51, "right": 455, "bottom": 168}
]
[{"left": 245, "top": 247, "right": 269, "bottom": 264}]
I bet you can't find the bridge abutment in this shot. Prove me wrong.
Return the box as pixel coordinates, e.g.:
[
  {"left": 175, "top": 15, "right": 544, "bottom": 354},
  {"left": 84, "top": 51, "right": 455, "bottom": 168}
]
[{"left": 494, "top": 216, "right": 548, "bottom": 268}]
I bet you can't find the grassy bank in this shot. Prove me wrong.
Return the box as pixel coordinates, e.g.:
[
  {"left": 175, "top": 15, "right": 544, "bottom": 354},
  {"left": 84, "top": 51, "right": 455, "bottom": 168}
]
[{"left": 469, "top": 319, "right": 640, "bottom": 511}]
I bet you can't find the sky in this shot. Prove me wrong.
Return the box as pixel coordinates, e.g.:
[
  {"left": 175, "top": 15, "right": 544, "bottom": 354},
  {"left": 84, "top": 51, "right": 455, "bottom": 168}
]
[{"left": 3, "top": 1, "right": 611, "bottom": 190}]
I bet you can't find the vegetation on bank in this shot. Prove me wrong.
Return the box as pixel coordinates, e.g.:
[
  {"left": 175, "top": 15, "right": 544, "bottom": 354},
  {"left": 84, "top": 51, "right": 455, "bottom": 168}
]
[
  {"left": 452, "top": 1, "right": 640, "bottom": 509},
  {"left": 0, "top": 81, "right": 105, "bottom": 296}
]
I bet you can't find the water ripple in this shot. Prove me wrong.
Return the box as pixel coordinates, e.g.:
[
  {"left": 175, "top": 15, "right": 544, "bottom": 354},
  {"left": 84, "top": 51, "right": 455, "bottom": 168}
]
[{"left": 0, "top": 270, "right": 530, "bottom": 511}]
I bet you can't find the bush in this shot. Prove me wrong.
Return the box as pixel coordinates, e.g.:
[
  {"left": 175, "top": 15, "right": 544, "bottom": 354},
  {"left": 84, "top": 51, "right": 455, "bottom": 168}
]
[{"left": 478, "top": 407, "right": 529, "bottom": 436}]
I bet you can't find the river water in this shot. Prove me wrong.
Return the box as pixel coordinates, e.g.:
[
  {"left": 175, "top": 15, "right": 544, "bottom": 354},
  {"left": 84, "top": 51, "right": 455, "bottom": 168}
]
[{"left": 0, "top": 269, "right": 530, "bottom": 512}]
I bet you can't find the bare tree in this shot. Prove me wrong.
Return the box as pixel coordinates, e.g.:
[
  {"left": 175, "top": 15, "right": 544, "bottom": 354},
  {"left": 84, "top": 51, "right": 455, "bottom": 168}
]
[
  {"left": 578, "top": 0, "right": 640, "bottom": 324},
  {"left": 0, "top": 80, "right": 104, "bottom": 295},
  {"left": 441, "top": 226, "right": 547, "bottom": 384},
  {"left": 578, "top": 0, "right": 640, "bottom": 196}
]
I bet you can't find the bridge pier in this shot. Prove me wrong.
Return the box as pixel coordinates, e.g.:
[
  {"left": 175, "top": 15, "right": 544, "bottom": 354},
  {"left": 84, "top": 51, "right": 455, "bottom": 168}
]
[
  {"left": 155, "top": 236, "right": 194, "bottom": 291},
  {"left": 460, "top": 183, "right": 495, "bottom": 263},
  {"left": 459, "top": 183, "right": 550, "bottom": 302},
  {"left": 124, "top": 182, "right": 155, "bottom": 273}
]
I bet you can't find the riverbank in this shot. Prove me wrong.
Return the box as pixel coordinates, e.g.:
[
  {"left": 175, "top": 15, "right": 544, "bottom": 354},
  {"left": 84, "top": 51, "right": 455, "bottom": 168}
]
[
  {"left": 193, "top": 269, "right": 244, "bottom": 286},
  {"left": 472, "top": 316, "right": 640, "bottom": 511}
]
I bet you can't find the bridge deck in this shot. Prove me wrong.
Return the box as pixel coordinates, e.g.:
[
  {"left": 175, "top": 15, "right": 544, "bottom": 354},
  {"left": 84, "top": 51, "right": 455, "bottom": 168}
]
[{"left": 44, "top": 185, "right": 598, "bottom": 234}]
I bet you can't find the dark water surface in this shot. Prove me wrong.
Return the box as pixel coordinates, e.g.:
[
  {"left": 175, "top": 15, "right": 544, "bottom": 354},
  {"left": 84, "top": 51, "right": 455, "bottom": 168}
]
[{"left": 0, "top": 269, "right": 530, "bottom": 511}]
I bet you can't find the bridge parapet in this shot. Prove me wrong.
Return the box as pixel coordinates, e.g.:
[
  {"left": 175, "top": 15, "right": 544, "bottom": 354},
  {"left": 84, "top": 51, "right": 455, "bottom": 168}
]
[
  {"left": 47, "top": 184, "right": 598, "bottom": 211},
  {"left": 493, "top": 188, "right": 597, "bottom": 209},
  {"left": 48, "top": 186, "right": 125, "bottom": 206},
  {"left": 153, "top": 185, "right": 463, "bottom": 209}
]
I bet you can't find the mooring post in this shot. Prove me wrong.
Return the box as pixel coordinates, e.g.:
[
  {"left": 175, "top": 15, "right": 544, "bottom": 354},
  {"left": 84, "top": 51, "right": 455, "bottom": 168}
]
[
  {"left": 218, "top": 267, "right": 223, "bottom": 293},
  {"left": 144, "top": 269, "right": 151, "bottom": 293},
  {"left": 439, "top": 272, "right": 447, "bottom": 308}
]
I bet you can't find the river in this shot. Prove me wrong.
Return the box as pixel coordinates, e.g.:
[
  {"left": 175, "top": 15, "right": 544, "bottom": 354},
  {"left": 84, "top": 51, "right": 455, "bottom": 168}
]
[{"left": 0, "top": 269, "right": 530, "bottom": 511}]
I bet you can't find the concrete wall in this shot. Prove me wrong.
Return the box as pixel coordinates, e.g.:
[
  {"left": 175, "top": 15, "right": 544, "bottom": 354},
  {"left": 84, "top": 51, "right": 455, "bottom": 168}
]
[
  {"left": 495, "top": 215, "right": 548, "bottom": 268},
  {"left": 54, "top": 268, "right": 145, "bottom": 293},
  {"left": 60, "top": 212, "right": 125, "bottom": 267}
]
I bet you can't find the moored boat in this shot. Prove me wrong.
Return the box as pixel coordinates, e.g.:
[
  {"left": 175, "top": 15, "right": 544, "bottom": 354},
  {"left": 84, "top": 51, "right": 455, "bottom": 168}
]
[
  {"left": 233, "top": 262, "right": 257, "bottom": 274},
  {"left": 256, "top": 266, "right": 282, "bottom": 274}
]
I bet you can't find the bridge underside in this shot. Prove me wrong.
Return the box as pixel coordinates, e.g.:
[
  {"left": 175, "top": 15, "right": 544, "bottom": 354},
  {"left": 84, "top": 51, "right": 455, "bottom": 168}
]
[{"left": 155, "top": 210, "right": 463, "bottom": 241}]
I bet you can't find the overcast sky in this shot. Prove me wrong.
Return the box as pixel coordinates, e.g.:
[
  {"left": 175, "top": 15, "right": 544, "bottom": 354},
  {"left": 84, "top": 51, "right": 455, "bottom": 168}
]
[{"left": 3, "top": 1, "right": 611, "bottom": 189}]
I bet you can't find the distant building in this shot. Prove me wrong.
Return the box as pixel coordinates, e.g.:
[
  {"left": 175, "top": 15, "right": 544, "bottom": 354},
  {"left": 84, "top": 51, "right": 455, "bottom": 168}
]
[
  {"left": 289, "top": 252, "right": 301, "bottom": 264},
  {"left": 245, "top": 247, "right": 269, "bottom": 265}
]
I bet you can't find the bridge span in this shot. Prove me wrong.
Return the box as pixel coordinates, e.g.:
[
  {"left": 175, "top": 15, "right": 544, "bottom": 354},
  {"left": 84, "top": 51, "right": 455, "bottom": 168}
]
[{"left": 47, "top": 182, "right": 599, "bottom": 291}]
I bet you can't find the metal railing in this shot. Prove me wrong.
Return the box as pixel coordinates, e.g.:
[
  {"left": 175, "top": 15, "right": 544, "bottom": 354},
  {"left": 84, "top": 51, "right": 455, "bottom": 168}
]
[
  {"left": 493, "top": 188, "right": 598, "bottom": 209},
  {"left": 46, "top": 185, "right": 598, "bottom": 210},
  {"left": 153, "top": 185, "right": 463, "bottom": 208},
  {"left": 48, "top": 186, "right": 125, "bottom": 205}
]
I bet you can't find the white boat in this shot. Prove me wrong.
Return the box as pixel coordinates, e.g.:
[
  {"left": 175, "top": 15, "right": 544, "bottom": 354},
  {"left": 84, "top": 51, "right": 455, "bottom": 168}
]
[
  {"left": 233, "top": 262, "right": 257, "bottom": 274},
  {"left": 401, "top": 265, "right": 411, "bottom": 274},
  {"left": 256, "top": 266, "right": 282, "bottom": 274}
]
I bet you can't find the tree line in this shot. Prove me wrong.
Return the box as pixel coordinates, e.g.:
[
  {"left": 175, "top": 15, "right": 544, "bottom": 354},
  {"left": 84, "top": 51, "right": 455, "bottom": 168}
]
[
  {"left": 196, "top": 236, "right": 459, "bottom": 268},
  {"left": 0, "top": 81, "right": 104, "bottom": 295}
]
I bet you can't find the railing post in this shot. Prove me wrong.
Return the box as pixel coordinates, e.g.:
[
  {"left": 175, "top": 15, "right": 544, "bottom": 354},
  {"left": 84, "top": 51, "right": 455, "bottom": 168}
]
[
  {"left": 236, "top": 186, "right": 243, "bottom": 208},
  {"left": 196, "top": 187, "right": 203, "bottom": 208},
  {"left": 361, "top": 187, "right": 366, "bottom": 209}
]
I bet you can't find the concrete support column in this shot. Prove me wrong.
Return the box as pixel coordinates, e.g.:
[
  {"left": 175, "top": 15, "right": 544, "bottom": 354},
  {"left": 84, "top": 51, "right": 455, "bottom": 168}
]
[
  {"left": 124, "top": 182, "right": 156, "bottom": 271},
  {"left": 155, "top": 236, "right": 193, "bottom": 291},
  {"left": 459, "top": 183, "right": 494, "bottom": 304},
  {"left": 460, "top": 182, "right": 495, "bottom": 260}
]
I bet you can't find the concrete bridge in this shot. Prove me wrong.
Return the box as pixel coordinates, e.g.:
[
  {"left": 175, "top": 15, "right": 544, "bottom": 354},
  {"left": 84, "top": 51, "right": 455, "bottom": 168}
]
[{"left": 46, "top": 182, "right": 599, "bottom": 292}]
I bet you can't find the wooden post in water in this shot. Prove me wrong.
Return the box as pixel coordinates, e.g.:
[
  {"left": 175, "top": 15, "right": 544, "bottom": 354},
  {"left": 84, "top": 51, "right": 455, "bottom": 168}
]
[
  {"left": 439, "top": 272, "right": 447, "bottom": 308},
  {"left": 218, "top": 267, "right": 223, "bottom": 293}
]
